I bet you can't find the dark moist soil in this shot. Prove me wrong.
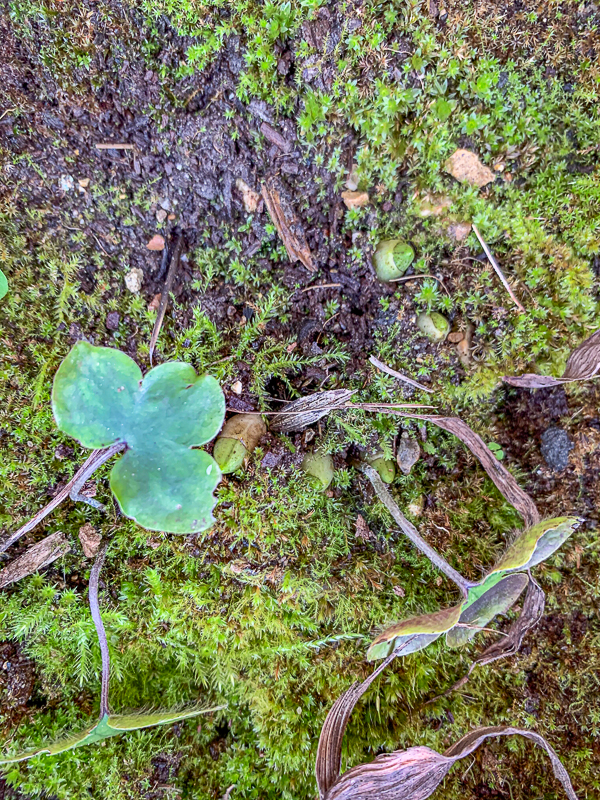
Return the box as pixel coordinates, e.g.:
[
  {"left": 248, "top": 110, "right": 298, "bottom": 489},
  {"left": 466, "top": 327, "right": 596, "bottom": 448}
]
[{"left": 2, "top": 2, "right": 600, "bottom": 793}]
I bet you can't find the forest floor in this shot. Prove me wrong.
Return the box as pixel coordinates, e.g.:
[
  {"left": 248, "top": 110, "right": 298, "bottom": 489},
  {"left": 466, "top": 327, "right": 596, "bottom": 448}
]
[{"left": 1, "top": 0, "right": 600, "bottom": 798}]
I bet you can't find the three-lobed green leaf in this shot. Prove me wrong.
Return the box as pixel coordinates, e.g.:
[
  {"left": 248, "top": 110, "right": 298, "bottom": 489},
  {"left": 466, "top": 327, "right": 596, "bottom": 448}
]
[
  {"left": 0, "top": 269, "right": 7, "bottom": 301},
  {"left": 52, "top": 342, "right": 226, "bottom": 533}
]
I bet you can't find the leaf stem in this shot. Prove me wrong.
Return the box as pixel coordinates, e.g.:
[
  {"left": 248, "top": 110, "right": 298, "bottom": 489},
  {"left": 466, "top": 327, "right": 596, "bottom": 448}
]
[
  {"left": 362, "top": 465, "right": 475, "bottom": 597},
  {"left": 89, "top": 541, "right": 111, "bottom": 717},
  {"left": 0, "top": 443, "right": 125, "bottom": 554}
]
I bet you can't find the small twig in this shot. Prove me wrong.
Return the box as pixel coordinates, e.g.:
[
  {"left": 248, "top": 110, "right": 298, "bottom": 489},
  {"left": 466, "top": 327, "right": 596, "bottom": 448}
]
[
  {"left": 95, "top": 143, "right": 135, "bottom": 150},
  {"left": 299, "top": 283, "right": 342, "bottom": 293},
  {"left": 369, "top": 355, "right": 435, "bottom": 394},
  {"left": 389, "top": 273, "right": 451, "bottom": 296},
  {"left": 362, "top": 465, "right": 475, "bottom": 597},
  {"left": 0, "top": 443, "right": 125, "bottom": 554},
  {"left": 471, "top": 224, "right": 525, "bottom": 313},
  {"left": 89, "top": 542, "right": 111, "bottom": 717},
  {"left": 149, "top": 233, "right": 184, "bottom": 366}
]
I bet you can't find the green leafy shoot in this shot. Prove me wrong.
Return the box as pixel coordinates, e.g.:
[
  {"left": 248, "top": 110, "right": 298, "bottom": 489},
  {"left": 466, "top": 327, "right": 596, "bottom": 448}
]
[
  {"left": 367, "top": 517, "right": 581, "bottom": 661},
  {"left": 0, "top": 545, "right": 224, "bottom": 764}
]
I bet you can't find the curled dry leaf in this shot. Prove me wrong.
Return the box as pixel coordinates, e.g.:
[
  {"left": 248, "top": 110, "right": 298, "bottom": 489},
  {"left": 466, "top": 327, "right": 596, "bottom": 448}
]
[
  {"left": 503, "top": 328, "right": 600, "bottom": 388},
  {"left": 316, "top": 655, "right": 577, "bottom": 800},
  {"left": 269, "top": 389, "right": 355, "bottom": 433},
  {"left": 261, "top": 178, "right": 315, "bottom": 271},
  {"left": 444, "top": 149, "right": 496, "bottom": 188},
  {"left": 0, "top": 532, "right": 70, "bottom": 589},
  {"left": 323, "top": 726, "right": 577, "bottom": 800}
]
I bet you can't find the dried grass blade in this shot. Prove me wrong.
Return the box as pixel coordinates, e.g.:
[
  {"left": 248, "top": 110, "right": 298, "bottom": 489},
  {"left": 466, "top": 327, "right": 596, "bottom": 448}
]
[
  {"left": 148, "top": 233, "right": 184, "bottom": 366},
  {"left": 504, "top": 328, "right": 600, "bottom": 388},
  {"left": 261, "top": 179, "right": 315, "bottom": 271}
]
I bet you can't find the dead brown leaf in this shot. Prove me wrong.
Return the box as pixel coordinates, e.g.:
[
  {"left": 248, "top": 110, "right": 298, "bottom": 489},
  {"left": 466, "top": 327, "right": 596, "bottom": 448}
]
[
  {"left": 0, "top": 532, "right": 70, "bottom": 589},
  {"left": 355, "top": 514, "right": 371, "bottom": 541},
  {"left": 79, "top": 523, "right": 102, "bottom": 558},
  {"left": 446, "top": 221, "right": 472, "bottom": 241},
  {"left": 444, "top": 149, "right": 495, "bottom": 188},
  {"left": 261, "top": 178, "right": 315, "bottom": 271}
]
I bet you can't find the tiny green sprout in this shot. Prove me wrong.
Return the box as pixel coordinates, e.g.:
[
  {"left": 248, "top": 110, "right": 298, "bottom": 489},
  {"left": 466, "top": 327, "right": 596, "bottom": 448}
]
[
  {"left": 488, "top": 442, "right": 505, "bottom": 460},
  {"left": 416, "top": 311, "right": 450, "bottom": 342},
  {"left": 373, "top": 240, "right": 415, "bottom": 282},
  {"left": 52, "top": 341, "right": 225, "bottom": 533},
  {"left": 301, "top": 451, "right": 334, "bottom": 490},
  {"left": 0, "top": 269, "right": 7, "bottom": 300},
  {"left": 213, "top": 413, "right": 266, "bottom": 474}
]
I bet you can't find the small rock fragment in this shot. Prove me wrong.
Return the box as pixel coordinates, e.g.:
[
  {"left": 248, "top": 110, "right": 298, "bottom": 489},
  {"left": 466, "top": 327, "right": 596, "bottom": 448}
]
[
  {"left": 396, "top": 433, "right": 421, "bottom": 475},
  {"left": 125, "top": 268, "right": 144, "bottom": 293},
  {"left": 448, "top": 331, "right": 464, "bottom": 343},
  {"left": 444, "top": 149, "right": 496, "bottom": 188},
  {"left": 105, "top": 311, "right": 120, "bottom": 331},
  {"left": 146, "top": 234, "right": 165, "bottom": 251},
  {"left": 148, "top": 293, "right": 162, "bottom": 311},
  {"left": 78, "top": 177, "right": 90, "bottom": 189},
  {"left": 236, "top": 179, "right": 260, "bottom": 213},
  {"left": 167, "top": 213, "right": 176, "bottom": 221},
  {"left": 156, "top": 209, "right": 167, "bottom": 223},
  {"left": 407, "top": 495, "right": 424, "bottom": 517},
  {"left": 159, "top": 197, "right": 171, "bottom": 211},
  {"left": 341, "top": 190, "right": 370, "bottom": 209},
  {"left": 78, "top": 523, "right": 102, "bottom": 558},
  {"left": 60, "top": 174, "right": 74, "bottom": 192},
  {"left": 447, "top": 221, "right": 472, "bottom": 241},
  {"left": 345, "top": 165, "right": 360, "bottom": 191},
  {"left": 231, "top": 380, "right": 243, "bottom": 395},
  {"left": 392, "top": 584, "right": 406, "bottom": 597},
  {"left": 540, "top": 427, "right": 574, "bottom": 472},
  {"left": 355, "top": 514, "right": 371, "bottom": 541},
  {"left": 416, "top": 194, "right": 452, "bottom": 217}
]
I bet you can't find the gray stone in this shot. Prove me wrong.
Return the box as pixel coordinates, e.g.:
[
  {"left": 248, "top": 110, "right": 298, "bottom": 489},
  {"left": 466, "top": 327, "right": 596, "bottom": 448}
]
[{"left": 540, "top": 427, "right": 574, "bottom": 471}]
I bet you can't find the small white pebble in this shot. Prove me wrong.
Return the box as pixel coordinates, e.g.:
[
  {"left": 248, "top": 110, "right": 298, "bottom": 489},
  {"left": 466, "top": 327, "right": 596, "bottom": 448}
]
[
  {"left": 125, "top": 268, "right": 143, "bottom": 294},
  {"left": 231, "top": 380, "right": 243, "bottom": 395}
]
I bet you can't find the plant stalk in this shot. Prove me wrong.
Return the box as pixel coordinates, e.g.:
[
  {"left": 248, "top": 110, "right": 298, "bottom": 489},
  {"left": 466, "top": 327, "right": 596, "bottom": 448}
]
[
  {"left": 0, "top": 442, "right": 125, "bottom": 554},
  {"left": 362, "top": 465, "right": 475, "bottom": 597},
  {"left": 89, "top": 542, "right": 111, "bottom": 717}
]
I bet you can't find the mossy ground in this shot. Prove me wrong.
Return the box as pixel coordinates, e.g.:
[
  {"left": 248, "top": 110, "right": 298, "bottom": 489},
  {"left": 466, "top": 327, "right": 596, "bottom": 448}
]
[{"left": 1, "top": 0, "right": 600, "bottom": 797}]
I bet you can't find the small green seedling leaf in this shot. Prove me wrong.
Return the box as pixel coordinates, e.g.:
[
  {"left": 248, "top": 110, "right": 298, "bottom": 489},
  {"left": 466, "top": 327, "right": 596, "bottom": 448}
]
[
  {"left": 0, "top": 706, "right": 222, "bottom": 764},
  {"left": 0, "top": 270, "right": 8, "bottom": 301},
  {"left": 491, "top": 517, "right": 581, "bottom": 576},
  {"left": 368, "top": 455, "right": 396, "bottom": 484},
  {"left": 416, "top": 312, "right": 450, "bottom": 342},
  {"left": 373, "top": 240, "right": 415, "bottom": 282},
  {"left": 446, "top": 572, "right": 528, "bottom": 648},
  {"left": 213, "top": 413, "right": 266, "bottom": 473},
  {"left": 52, "top": 342, "right": 226, "bottom": 533},
  {"left": 367, "top": 604, "right": 462, "bottom": 661},
  {"left": 301, "top": 451, "right": 335, "bottom": 490}
]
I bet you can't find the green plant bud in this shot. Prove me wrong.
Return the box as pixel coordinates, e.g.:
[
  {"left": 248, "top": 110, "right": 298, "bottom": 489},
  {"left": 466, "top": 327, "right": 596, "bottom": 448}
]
[
  {"left": 301, "top": 451, "right": 334, "bottom": 490},
  {"left": 373, "top": 240, "right": 415, "bottom": 282},
  {"left": 213, "top": 413, "right": 266, "bottom": 474},
  {"left": 416, "top": 311, "right": 450, "bottom": 342},
  {"left": 368, "top": 456, "right": 396, "bottom": 484}
]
